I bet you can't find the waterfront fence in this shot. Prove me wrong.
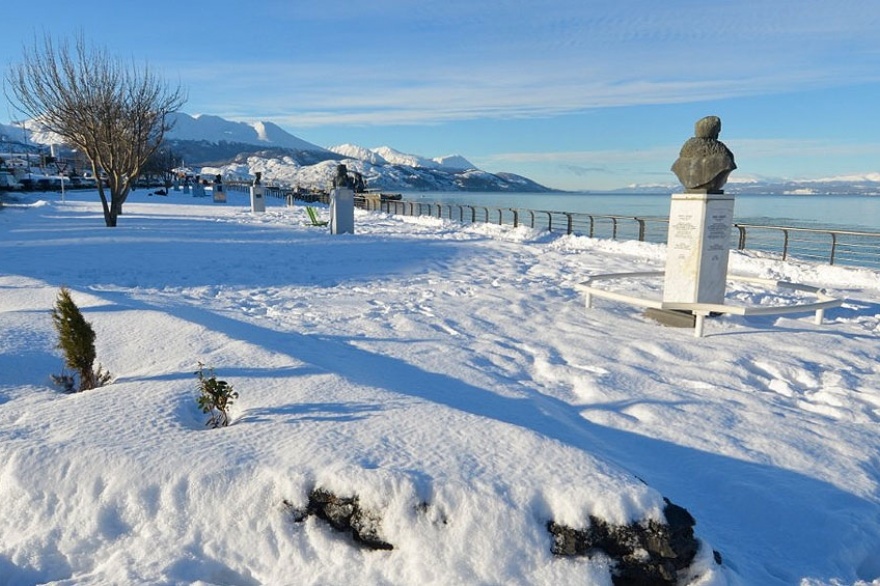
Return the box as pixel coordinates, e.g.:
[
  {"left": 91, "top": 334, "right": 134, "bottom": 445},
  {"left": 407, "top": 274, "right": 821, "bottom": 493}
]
[
  {"left": 378, "top": 199, "right": 880, "bottom": 269},
  {"left": 223, "top": 183, "right": 880, "bottom": 269}
]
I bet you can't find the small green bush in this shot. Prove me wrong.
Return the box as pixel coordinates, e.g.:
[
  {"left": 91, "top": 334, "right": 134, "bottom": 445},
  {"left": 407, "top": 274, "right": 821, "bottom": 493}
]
[
  {"left": 195, "top": 362, "right": 238, "bottom": 428},
  {"left": 51, "top": 287, "right": 111, "bottom": 392}
]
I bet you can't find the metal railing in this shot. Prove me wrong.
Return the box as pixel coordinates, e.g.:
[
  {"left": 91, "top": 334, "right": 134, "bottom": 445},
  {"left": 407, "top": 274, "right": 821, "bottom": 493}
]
[
  {"left": 218, "top": 185, "right": 880, "bottom": 269},
  {"left": 379, "top": 199, "right": 880, "bottom": 269}
]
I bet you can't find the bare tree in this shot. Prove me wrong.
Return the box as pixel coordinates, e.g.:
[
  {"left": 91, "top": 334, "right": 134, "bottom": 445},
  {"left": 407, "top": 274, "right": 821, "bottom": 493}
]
[
  {"left": 142, "top": 144, "right": 183, "bottom": 186},
  {"left": 5, "top": 34, "right": 186, "bottom": 226}
]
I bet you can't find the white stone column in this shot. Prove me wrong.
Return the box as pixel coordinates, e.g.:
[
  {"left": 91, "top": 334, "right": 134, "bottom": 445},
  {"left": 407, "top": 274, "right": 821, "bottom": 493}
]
[
  {"left": 212, "top": 182, "right": 226, "bottom": 203},
  {"left": 662, "top": 192, "right": 735, "bottom": 305},
  {"left": 330, "top": 187, "right": 354, "bottom": 234},
  {"left": 250, "top": 183, "right": 266, "bottom": 213}
]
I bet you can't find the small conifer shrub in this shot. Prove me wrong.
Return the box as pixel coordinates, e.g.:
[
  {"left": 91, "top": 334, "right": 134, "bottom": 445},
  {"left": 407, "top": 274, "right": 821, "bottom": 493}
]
[
  {"left": 51, "top": 287, "right": 111, "bottom": 392},
  {"left": 195, "top": 362, "right": 238, "bottom": 428}
]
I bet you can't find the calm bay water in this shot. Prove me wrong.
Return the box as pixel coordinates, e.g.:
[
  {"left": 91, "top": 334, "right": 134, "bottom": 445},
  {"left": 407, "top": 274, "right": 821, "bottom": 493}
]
[{"left": 400, "top": 191, "right": 880, "bottom": 233}]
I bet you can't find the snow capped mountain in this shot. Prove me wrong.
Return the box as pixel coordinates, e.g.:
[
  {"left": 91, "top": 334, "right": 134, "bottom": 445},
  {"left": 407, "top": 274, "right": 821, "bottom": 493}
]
[
  {"left": 621, "top": 173, "right": 880, "bottom": 196},
  {"left": 166, "top": 113, "right": 327, "bottom": 152},
  {"left": 328, "top": 144, "right": 388, "bottom": 165},
  {"left": 433, "top": 154, "right": 475, "bottom": 171},
  {"left": 331, "top": 144, "right": 476, "bottom": 172},
  {"left": 370, "top": 146, "right": 438, "bottom": 169},
  {"left": 0, "top": 119, "right": 64, "bottom": 147},
  {"left": 159, "top": 114, "right": 515, "bottom": 190},
  {"left": 1, "top": 111, "right": 548, "bottom": 192}
]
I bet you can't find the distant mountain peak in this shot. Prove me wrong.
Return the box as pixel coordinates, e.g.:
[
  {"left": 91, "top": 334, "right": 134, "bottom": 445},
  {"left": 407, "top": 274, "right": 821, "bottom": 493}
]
[
  {"left": 367, "top": 147, "right": 475, "bottom": 171},
  {"left": 168, "top": 112, "right": 327, "bottom": 152},
  {"left": 433, "top": 154, "right": 475, "bottom": 171},
  {"left": 328, "top": 144, "right": 388, "bottom": 165}
]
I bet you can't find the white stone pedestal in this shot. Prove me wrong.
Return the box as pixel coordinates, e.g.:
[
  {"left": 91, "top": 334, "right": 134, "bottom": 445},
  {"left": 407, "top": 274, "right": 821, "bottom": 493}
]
[
  {"left": 330, "top": 187, "right": 354, "bottom": 234},
  {"left": 663, "top": 192, "right": 735, "bottom": 305},
  {"left": 250, "top": 184, "right": 266, "bottom": 213}
]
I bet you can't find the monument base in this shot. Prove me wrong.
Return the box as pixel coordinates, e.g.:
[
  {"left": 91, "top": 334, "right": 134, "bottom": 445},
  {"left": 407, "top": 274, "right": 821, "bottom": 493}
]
[
  {"left": 644, "top": 308, "right": 697, "bottom": 328},
  {"left": 330, "top": 187, "right": 354, "bottom": 234},
  {"left": 663, "top": 192, "right": 735, "bottom": 305},
  {"left": 250, "top": 186, "right": 266, "bottom": 213}
]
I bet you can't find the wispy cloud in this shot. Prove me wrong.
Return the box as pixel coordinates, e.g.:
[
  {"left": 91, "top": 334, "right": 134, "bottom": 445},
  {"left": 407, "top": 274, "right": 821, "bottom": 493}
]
[
  {"left": 183, "top": 60, "right": 877, "bottom": 128},
  {"left": 168, "top": 0, "right": 880, "bottom": 126}
]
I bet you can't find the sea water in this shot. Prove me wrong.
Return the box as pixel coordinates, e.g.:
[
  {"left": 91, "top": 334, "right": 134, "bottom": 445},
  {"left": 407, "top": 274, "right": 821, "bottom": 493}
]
[{"left": 400, "top": 191, "right": 880, "bottom": 233}]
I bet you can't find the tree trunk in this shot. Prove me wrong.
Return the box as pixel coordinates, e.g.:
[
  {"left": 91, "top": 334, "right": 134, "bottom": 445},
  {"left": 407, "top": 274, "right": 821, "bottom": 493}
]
[
  {"left": 110, "top": 198, "right": 122, "bottom": 225},
  {"left": 96, "top": 184, "right": 116, "bottom": 227}
]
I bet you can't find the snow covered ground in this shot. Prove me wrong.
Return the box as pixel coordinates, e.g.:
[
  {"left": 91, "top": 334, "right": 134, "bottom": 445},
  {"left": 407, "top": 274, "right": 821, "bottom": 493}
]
[{"left": 1, "top": 188, "right": 879, "bottom": 586}]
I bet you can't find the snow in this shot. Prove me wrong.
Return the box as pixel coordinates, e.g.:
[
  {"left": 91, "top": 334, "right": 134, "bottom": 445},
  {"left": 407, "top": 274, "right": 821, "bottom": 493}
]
[
  {"left": 370, "top": 146, "right": 440, "bottom": 169},
  {"left": 1, "top": 188, "right": 879, "bottom": 586},
  {"left": 431, "top": 155, "right": 475, "bottom": 171},
  {"left": 166, "top": 114, "right": 327, "bottom": 152},
  {"left": 328, "top": 144, "right": 389, "bottom": 166}
]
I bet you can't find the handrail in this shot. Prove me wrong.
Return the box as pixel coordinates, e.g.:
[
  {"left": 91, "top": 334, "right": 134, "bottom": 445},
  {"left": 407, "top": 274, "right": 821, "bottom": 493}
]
[
  {"left": 265, "top": 189, "right": 877, "bottom": 270},
  {"left": 371, "top": 198, "right": 880, "bottom": 269}
]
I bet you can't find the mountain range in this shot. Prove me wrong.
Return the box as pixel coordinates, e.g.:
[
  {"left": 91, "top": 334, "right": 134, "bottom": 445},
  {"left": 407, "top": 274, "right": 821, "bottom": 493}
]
[
  {"left": 612, "top": 174, "right": 880, "bottom": 196},
  {"left": 3, "top": 113, "right": 880, "bottom": 194},
  {"left": 0, "top": 113, "right": 552, "bottom": 192},
  {"left": 159, "top": 113, "right": 553, "bottom": 192}
]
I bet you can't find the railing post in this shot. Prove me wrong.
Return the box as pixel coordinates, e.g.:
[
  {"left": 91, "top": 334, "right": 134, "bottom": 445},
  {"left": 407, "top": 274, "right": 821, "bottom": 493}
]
[
  {"left": 829, "top": 232, "right": 837, "bottom": 265},
  {"left": 385, "top": 199, "right": 878, "bottom": 268}
]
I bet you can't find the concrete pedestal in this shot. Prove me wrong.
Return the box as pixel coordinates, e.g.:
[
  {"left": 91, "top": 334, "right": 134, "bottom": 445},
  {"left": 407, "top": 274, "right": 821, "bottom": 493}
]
[
  {"left": 250, "top": 185, "right": 266, "bottom": 213},
  {"left": 663, "top": 192, "right": 735, "bottom": 305},
  {"left": 330, "top": 187, "right": 355, "bottom": 234}
]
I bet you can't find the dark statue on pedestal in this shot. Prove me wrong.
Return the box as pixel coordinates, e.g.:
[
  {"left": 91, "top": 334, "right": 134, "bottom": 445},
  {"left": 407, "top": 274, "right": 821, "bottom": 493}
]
[
  {"left": 333, "top": 164, "right": 352, "bottom": 189},
  {"left": 671, "top": 116, "right": 736, "bottom": 193}
]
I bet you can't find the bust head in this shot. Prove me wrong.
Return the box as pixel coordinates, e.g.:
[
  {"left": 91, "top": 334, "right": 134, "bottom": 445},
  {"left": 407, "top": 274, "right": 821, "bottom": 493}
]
[
  {"left": 671, "top": 115, "right": 736, "bottom": 193},
  {"left": 694, "top": 116, "right": 721, "bottom": 139},
  {"left": 333, "top": 164, "right": 351, "bottom": 188}
]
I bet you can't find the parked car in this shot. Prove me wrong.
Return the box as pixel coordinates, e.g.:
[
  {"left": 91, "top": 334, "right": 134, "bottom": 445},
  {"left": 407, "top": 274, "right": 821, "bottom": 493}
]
[{"left": 0, "top": 171, "right": 22, "bottom": 190}]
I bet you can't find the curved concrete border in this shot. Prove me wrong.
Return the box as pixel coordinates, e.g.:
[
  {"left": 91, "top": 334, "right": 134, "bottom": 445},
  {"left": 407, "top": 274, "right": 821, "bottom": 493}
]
[{"left": 576, "top": 272, "right": 843, "bottom": 337}]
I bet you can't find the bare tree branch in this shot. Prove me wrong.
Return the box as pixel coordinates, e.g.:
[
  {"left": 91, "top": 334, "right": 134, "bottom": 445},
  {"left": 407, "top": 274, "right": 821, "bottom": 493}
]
[{"left": 5, "top": 33, "right": 186, "bottom": 226}]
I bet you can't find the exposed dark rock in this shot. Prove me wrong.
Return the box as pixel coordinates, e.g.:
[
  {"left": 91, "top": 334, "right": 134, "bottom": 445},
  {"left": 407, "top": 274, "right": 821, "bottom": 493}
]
[
  {"left": 289, "top": 488, "right": 394, "bottom": 551},
  {"left": 548, "top": 498, "right": 706, "bottom": 586},
  {"left": 286, "top": 487, "right": 710, "bottom": 582}
]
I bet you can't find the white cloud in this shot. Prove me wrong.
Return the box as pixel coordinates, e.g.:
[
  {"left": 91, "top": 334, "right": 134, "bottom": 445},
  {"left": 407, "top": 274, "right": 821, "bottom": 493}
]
[{"left": 176, "top": 0, "right": 880, "bottom": 127}]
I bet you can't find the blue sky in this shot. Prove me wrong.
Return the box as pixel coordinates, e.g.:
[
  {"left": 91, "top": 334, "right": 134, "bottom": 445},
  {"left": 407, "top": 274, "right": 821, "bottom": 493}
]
[{"left": 2, "top": 0, "right": 880, "bottom": 190}]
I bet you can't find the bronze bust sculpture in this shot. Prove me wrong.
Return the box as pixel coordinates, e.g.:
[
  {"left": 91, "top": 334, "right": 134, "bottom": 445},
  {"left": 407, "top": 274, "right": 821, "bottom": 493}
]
[
  {"left": 333, "top": 164, "right": 352, "bottom": 189},
  {"left": 671, "top": 116, "right": 736, "bottom": 193}
]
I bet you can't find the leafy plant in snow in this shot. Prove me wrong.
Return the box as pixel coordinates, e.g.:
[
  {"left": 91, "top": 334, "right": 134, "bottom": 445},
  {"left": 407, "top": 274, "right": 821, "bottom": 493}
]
[
  {"left": 195, "top": 362, "right": 238, "bottom": 428},
  {"left": 50, "top": 287, "right": 111, "bottom": 392}
]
